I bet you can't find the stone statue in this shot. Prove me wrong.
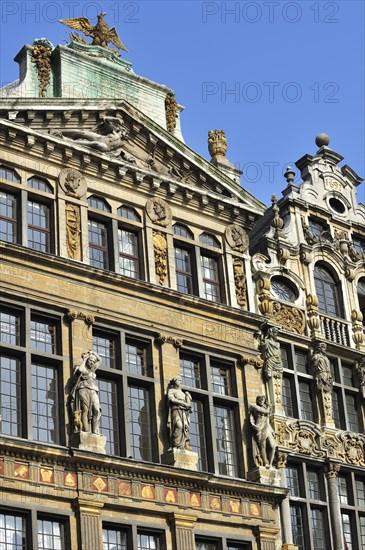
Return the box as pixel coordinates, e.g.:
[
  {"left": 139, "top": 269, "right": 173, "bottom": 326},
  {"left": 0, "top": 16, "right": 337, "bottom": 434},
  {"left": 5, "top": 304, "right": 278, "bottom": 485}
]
[
  {"left": 69, "top": 350, "right": 102, "bottom": 434},
  {"left": 167, "top": 376, "right": 192, "bottom": 451},
  {"left": 260, "top": 326, "right": 283, "bottom": 380},
  {"left": 311, "top": 342, "right": 333, "bottom": 390},
  {"left": 357, "top": 356, "right": 365, "bottom": 398},
  {"left": 249, "top": 396, "right": 276, "bottom": 467}
]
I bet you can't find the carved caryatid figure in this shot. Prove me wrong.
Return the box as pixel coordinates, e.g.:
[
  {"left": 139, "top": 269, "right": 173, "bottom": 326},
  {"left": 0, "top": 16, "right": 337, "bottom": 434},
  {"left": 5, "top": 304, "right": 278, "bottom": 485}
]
[
  {"left": 260, "top": 326, "right": 283, "bottom": 380},
  {"left": 249, "top": 396, "right": 276, "bottom": 467},
  {"left": 69, "top": 350, "right": 102, "bottom": 434},
  {"left": 167, "top": 376, "right": 192, "bottom": 451},
  {"left": 311, "top": 342, "right": 333, "bottom": 390}
]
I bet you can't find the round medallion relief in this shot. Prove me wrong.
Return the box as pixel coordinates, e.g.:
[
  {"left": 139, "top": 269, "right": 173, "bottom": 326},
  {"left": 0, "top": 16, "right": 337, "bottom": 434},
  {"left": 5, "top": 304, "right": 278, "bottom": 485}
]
[
  {"left": 59, "top": 168, "right": 87, "bottom": 199},
  {"left": 225, "top": 224, "right": 249, "bottom": 253},
  {"left": 146, "top": 198, "right": 172, "bottom": 227}
]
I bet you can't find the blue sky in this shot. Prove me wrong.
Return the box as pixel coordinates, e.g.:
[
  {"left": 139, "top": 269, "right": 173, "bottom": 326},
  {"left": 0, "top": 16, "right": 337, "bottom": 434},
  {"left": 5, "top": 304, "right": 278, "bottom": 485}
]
[{"left": 1, "top": 0, "right": 364, "bottom": 205}]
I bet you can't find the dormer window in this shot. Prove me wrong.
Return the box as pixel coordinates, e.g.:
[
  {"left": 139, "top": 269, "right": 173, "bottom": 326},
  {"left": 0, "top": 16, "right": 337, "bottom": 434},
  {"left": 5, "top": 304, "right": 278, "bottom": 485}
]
[{"left": 308, "top": 218, "right": 327, "bottom": 237}]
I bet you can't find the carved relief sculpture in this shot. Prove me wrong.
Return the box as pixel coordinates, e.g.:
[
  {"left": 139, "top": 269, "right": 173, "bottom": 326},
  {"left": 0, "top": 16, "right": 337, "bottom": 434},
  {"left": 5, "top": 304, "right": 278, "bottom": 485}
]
[
  {"left": 65, "top": 203, "right": 81, "bottom": 260},
  {"left": 260, "top": 326, "right": 283, "bottom": 381},
  {"left": 59, "top": 168, "right": 87, "bottom": 199},
  {"left": 311, "top": 342, "right": 334, "bottom": 426},
  {"left": 271, "top": 302, "right": 305, "bottom": 334},
  {"left": 167, "top": 377, "right": 192, "bottom": 451},
  {"left": 225, "top": 224, "right": 249, "bottom": 253},
  {"left": 233, "top": 258, "right": 247, "bottom": 308},
  {"left": 146, "top": 198, "right": 172, "bottom": 227},
  {"left": 165, "top": 92, "right": 177, "bottom": 133},
  {"left": 249, "top": 396, "right": 276, "bottom": 467},
  {"left": 153, "top": 231, "right": 168, "bottom": 284},
  {"left": 256, "top": 274, "right": 273, "bottom": 316},
  {"left": 356, "top": 356, "right": 365, "bottom": 398},
  {"left": 31, "top": 38, "right": 53, "bottom": 97},
  {"left": 208, "top": 130, "right": 227, "bottom": 160},
  {"left": 68, "top": 350, "right": 102, "bottom": 435},
  {"left": 306, "top": 293, "right": 321, "bottom": 338},
  {"left": 351, "top": 310, "right": 364, "bottom": 350}
]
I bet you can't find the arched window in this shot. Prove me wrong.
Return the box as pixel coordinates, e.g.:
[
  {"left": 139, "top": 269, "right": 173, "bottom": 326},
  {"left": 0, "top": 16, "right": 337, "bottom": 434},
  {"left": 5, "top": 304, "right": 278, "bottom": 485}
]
[
  {"left": 199, "top": 232, "right": 220, "bottom": 248},
  {"left": 173, "top": 224, "right": 193, "bottom": 239},
  {"left": 117, "top": 205, "right": 140, "bottom": 222},
  {"left": 88, "top": 196, "right": 111, "bottom": 212},
  {"left": 314, "top": 264, "right": 343, "bottom": 317},
  {"left": 27, "top": 176, "right": 53, "bottom": 194},
  {"left": 271, "top": 276, "right": 298, "bottom": 302},
  {"left": 0, "top": 166, "right": 20, "bottom": 183}
]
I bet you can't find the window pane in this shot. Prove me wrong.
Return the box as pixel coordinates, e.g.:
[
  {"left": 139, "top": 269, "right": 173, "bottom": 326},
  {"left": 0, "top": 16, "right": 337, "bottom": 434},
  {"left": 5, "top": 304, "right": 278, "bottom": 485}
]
[
  {"left": 117, "top": 205, "right": 140, "bottom": 221},
  {"left": 189, "top": 400, "right": 208, "bottom": 471},
  {"left": 345, "top": 394, "right": 359, "bottom": 432},
  {"left": 342, "top": 365, "right": 354, "bottom": 386},
  {"left": 0, "top": 192, "right": 17, "bottom": 243},
  {"left": 126, "top": 341, "right": 149, "bottom": 376},
  {"left": 307, "top": 470, "right": 320, "bottom": 500},
  {"left": 28, "top": 201, "right": 50, "bottom": 253},
  {"left": 32, "top": 364, "right": 59, "bottom": 444},
  {"left": 309, "top": 219, "right": 325, "bottom": 237},
  {"left": 118, "top": 229, "right": 139, "bottom": 279},
  {"left": 314, "top": 265, "right": 341, "bottom": 317},
  {"left": 31, "top": 319, "right": 56, "bottom": 353},
  {"left": 338, "top": 476, "right": 349, "bottom": 504},
  {"left": 175, "top": 247, "right": 193, "bottom": 294},
  {"left": 342, "top": 513, "right": 353, "bottom": 550},
  {"left": 211, "top": 364, "right": 231, "bottom": 396},
  {"left": 299, "top": 381, "right": 314, "bottom": 421},
  {"left": 360, "top": 516, "right": 365, "bottom": 549},
  {"left": 286, "top": 466, "right": 300, "bottom": 497},
  {"left": 0, "top": 167, "right": 20, "bottom": 183},
  {"left": 355, "top": 479, "right": 365, "bottom": 508},
  {"left": 201, "top": 255, "right": 221, "bottom": 302},
  {"left": 88, "top": 220, "right": 108, "bottom": 269},
  {"left": 37, "top": 519, "right": 63, "bottom": 550},
  {"left": 196, "top": 542, "right": 217, "bottom": 550},
  {"left": 103, "top": 526, "right": 127, "bottom": 550},
  {"left": 180, "top": 356, "right": 201, "bottom": 389},
  {"left": 0, "top": 512, "right": 27, "bottom": 550},
  {"left": 93, "top": 332, "right": 116, "bottom": 369},
  {"left": 295, "top": 351, "right": 308, "bottom": 374},
  {"left": 0, "top": 356, "right": 22, "bottom": 437},
  {"left": 282, "top": 376, "right": 294, "bottom": 417},
  {"left": 99, "top": 378, "right": 119, "bottom": 455},
  {"left": 174, "top": 224, "right": 192, "bottom": 238},
  {"left": 28, "top": 177, "right": 52, "bottom": 193},
  {"left": 311, "top": 508, "right": 326, "bottom": 550},
  {"left": 199, "top": 233, "right": 220, "bottom": 247},
  {"left": 0, "top": 310, "right": 20, "bottom": 344},
  {"left": 290, "top": 505, "right": 305, "bottom": 550},
  {"left": 128, "top": 385, "right": 152, "bottom": 461},
  {"left": 88, "top": 196, "right": 110, "bottom": 212},
  {"left": 137, "top": 532, "right": 160, "bottom": 550},
  {"left": 332, "top": 390, "right": 342, "bottom": 429},
  {"left": 214, "top": 405, "right": 237, "bottom": 476}
]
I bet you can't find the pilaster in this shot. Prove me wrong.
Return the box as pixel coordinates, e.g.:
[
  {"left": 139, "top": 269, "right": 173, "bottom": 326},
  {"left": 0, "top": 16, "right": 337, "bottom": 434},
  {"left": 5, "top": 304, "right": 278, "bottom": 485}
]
[
  {"left": 168, "top": 513, "right": 197, "bottom": 550},
  {"left": 73, "top": 499, "right": 104, "bottom": 550}
]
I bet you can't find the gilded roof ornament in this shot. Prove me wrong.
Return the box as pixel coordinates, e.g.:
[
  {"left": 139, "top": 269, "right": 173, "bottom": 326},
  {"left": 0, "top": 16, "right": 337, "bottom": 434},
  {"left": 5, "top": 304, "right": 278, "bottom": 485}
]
[{"left": 59, "top": 12, "right": 128, "bottom": 56}]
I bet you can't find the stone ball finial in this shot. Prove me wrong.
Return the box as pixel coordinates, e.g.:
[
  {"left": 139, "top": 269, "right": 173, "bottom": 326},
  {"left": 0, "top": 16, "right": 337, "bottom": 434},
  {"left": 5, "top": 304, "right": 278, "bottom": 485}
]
[{"left": 315, "top": 133, "right": 330, "bottom": 148}]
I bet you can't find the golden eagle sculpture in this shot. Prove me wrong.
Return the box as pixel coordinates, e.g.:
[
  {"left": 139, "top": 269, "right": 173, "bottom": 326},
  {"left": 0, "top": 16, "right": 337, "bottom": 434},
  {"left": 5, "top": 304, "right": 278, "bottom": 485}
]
[{"left": 59, "top": 12, "right": 128, "bottom": 54}]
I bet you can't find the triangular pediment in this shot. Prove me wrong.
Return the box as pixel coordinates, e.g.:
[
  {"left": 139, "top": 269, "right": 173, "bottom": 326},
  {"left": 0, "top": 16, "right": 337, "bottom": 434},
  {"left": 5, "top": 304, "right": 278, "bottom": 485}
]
[{"left": 0, "top": 98, "right": 265, "bottom": 216}]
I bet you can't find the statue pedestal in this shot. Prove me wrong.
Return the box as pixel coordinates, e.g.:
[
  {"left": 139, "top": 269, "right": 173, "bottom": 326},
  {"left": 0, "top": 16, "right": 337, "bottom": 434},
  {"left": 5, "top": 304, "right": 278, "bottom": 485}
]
[
  {"left": 69, "top": 431, "right": 106, "bottom": 454},
  {"left": 247, "top": 466, "right": 281, "bottom": 486},
  {"left": 161, "top": 448, "right": 198, "bottom": 471}
]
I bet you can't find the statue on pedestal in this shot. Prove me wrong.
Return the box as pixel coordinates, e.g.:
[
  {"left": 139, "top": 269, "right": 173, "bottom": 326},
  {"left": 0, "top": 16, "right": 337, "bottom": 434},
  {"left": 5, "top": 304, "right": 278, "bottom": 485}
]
[
  {"left": 249, "top": 396, "right": 276, "bottom": 467},
  {"left": 311, "top": 342, "right": 333, "bottom": 390},
  {"left": 260, "top": 326, "right": 283, "bottom": 380},
  {"left": 167, "top": 376, "right": 192, "bottom": 451},
  {"left": 69, "top": 350, "right": 102, "bottom": 434}
]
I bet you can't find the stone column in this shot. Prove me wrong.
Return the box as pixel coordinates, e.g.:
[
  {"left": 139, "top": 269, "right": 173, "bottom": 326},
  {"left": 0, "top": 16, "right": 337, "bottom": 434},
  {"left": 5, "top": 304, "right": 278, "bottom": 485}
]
[
  {"left": 325, "top": 461, "right": 343, "bottom": 550},
  {"left": 73, "top": 499, "right": 104, "bottom": 550},
  {"left": 276, "top": 451, "right": 298, "bottom": 550},
  {"left": 168, "top": 513, "right": 197, "bottom": 550}
]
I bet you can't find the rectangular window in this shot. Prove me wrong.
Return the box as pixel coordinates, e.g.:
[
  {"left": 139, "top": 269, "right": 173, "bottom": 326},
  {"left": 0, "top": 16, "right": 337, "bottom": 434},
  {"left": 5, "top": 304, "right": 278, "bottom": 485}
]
[
  {"left": 137, "top": 531, "right": 161, "bottom": 550},
  {"left": 175, "top": 247, "right": 193, "bottom": 294},
  {"left": 342, "top": 365, "right": 354, "bottom": 386},
  {"left": 102, "top": 526, "right": 127, "bottom": 550},
  {"left": 290, "top": 505, "right": 305, "bottom": 550},
  {"left": 126, "top": 340, "right": 149, "bottom": 376},
  {"left": 118, "top": 229, "right": 140, "bottom": 279},
  {"left": 295, "top": 350, "right": 308, "bottom": 374},
  {"left": 0, "top": 355, "right": 22, "bottom": 437},
  {"left": 93, "top": 332, "right": 116, "bottom": 369},
  {"left": 196, "top": 541, "right": 218, "bottom": 550},
  {"left": 28, "top": 200, "right": 50, "bottom": 253},
  {"left": 355, "top": 479, "right": 365, "bottom": 508},
  {"left": 31, "top": 364, "right": 59, "bottom": 444},
  {"left": 211, "top": 363, "right": 232, "bottom": 396},
  {"left": 37, "top": 518, "right": 64, "bottom": 550},
  {"left": 342, "top": 513, "right": 354, "bottom": 550},
  {"left": 0, "top": 191, "right": 17, "bottom": 243},
  {"left": 299, "top": 381, "right": 314, "bottom": 421},
  {"left": 307, "top": 470, "right": 320, "bottom": 500},
  {"left": 189, "top": 400, "right": 208, "bottom": 471},
  {"left": 0, "top": 310, "right": 20, "bottom": 345},
  {"left": 128, "top": 385, "right": 152, "bottom": 461},
  {"left": 201, "top": 255, "right": 221, "bottom": 302},
  {"left": 99, "top": 378, "right": 119, "bottom": 455},
  {"left": 311, "top": 509, "right": 326, "bottom": 550},
  {"left": 338, "top": 476, "right": 349, "bottom": 504},
  {"left": 0, "top": 511, "right": 27, "bottom": 550},
  {"left": 282, "top": 376, "right": 294, "bottom": 417},
  {"left": 286, "top": 466, "right": 300, "bottom": 496},
  {"left": 214, "top": 405, "right": 237, "bottom": 477},
  {"left": 332, "top": 390, "right": 342, "bottom": 429},
  {"left": 88, "top": 219, "right": 109, "bottom": 269},
  {"left": 345, "top": 394, "right": 359, "bottom": 432},
  {"left": 180, "top": 355, "right": 201, "bottom": 389},
  {"left": 31, "top": 318, "right": 56, "bottom": 354},
  {"left": 360, "top": 516, "right": 365, "bottom": 548}
]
